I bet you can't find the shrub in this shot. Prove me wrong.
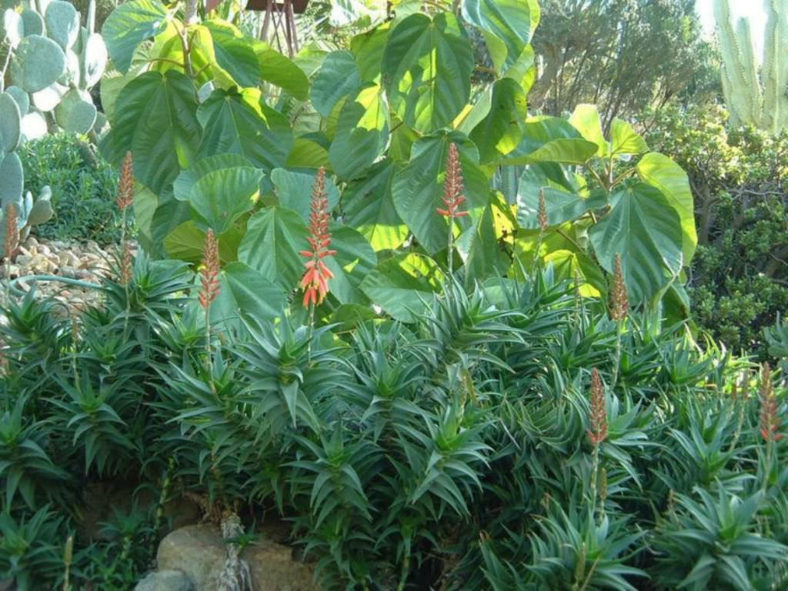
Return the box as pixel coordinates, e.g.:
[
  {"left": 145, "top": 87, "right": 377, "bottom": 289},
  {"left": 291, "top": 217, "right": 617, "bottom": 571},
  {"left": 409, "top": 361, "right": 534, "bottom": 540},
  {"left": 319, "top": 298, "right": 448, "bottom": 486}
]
[
  {"left": 18, "top": 134, "right": 121, "bottom": 245},
  {"left": 645, "top": 104, "right": 788, "bottom": 359},
  {"left": 0, "top": 259, "right": 785, "bottom": 589}
]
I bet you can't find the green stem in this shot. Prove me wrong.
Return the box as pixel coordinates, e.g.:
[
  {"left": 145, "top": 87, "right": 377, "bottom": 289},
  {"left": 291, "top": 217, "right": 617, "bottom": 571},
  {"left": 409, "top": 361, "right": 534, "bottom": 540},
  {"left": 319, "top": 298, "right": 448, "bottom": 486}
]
[
  {"left": 397, "top": 543, "right": 411, "bottom": 591},
  {"left": 306, "top": 301, "right": 315, "bottom": 364},
  {"left": 590, "top": 444, "right": 599, "bottom": 519},
  {"left": 205, "top": 305, "right": 213, "bottom": 380},
  {"left": 611, "top": 320, "right": 623, "bottom": 388},
  {"left": 447, "top": 217, "right": 454, "bottom": 279},
  {"left": 120, "top": 210, "right": 131, "bottom": 340}
]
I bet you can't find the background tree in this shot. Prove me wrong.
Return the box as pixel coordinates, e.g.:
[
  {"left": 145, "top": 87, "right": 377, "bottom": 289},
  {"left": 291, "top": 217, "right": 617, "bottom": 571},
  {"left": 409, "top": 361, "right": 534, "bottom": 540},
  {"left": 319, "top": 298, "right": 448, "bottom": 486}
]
[
  {"left": 646, "top": 104, "right": 788, "bottom": 357},
  {"left": 530, "top": 0, "right": 719, "bottom": 126}
]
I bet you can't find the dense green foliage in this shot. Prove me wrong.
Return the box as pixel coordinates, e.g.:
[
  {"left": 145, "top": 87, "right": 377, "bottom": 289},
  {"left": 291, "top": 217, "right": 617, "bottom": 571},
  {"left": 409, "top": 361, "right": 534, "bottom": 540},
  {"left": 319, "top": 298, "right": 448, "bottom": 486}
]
[
  {"left": 97, "top": 0, "right": 698, "bottom": 322},
  {"left": 0, "top": 259, "right": 785, "bottom": 589},
  {"left": 645, "top": 104, "right": 788, "bottom": 357},
  {"left": 530, "top": 0, "right": 719, "bottom": 123},
  {"left": 19, "top": 133, "right": 120, "bottom": 244},
  {"left": 0, "top": 1, "right": 785, "bottom": 589}
]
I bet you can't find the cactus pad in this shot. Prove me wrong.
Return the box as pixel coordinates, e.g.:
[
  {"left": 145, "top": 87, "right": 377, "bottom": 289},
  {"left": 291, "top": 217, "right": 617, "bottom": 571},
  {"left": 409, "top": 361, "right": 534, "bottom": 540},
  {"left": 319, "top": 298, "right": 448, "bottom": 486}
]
[{"left": 9, "top": 34, "right": 67, "bottom": 93}]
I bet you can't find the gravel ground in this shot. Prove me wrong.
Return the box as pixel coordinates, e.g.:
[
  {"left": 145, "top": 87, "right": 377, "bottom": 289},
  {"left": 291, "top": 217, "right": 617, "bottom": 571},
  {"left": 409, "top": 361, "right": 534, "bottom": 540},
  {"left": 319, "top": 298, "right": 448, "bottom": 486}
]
[{"left": 2, "top": 236, "right": 130, "bottom": 314}]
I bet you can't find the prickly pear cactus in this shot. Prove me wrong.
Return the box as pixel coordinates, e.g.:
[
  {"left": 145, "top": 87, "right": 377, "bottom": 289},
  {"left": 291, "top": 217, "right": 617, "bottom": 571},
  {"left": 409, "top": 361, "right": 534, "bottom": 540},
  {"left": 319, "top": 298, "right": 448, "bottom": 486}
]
[
  {"left": 1, "top": 0, "right": 107, "bottom": 137},
  {"left": 0, "top": 0, "right": 106, "bottom": 254}
]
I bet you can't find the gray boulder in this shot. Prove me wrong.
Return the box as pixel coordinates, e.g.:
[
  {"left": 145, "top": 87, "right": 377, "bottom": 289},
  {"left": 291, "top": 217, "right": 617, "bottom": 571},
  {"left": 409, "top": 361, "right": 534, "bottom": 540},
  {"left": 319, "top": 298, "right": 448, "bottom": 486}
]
[{"left": 155, "top": 524, "right": 319, "bottom": 591}]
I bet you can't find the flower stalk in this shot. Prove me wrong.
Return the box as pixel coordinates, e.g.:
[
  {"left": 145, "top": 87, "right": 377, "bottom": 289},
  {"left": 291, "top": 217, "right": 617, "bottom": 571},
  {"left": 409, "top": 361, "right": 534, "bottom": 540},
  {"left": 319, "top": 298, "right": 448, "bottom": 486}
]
[
  {"left": 610, "top": 254, "right": 628, "bottom": 388},
  {"left": 533, "top": 188, "right": 548, "bottom": 271},
  {"left": 299, "top": 167, "right": 336, "bottom": 359},
  {"left": 759, "top": 363, "right": 782, "bottom": 489},
  {"left": 3, "top": 203, "right": 19, "bottom": 305},
  {"left": 436, "top": 143, "right": 468, "bottom": 278},
  {"left": 116, "top": 151, "right": 135, "bottom": 337},
  {"left": 299, "top": 167, "right": 336, "bottom": 309},
  {"left": 587, "top": 368, "right": 608, "bottom": 521},
  {"left": 200, "top": 228, "right": 221, "bottom": 370}
]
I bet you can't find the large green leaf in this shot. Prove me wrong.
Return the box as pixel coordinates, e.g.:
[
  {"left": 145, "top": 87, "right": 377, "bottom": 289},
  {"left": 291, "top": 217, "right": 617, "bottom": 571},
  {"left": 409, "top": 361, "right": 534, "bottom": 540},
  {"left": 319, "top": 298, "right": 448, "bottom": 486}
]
[
  {"left": 504, "top": 116, "right": 597, "bottom": 165},
  {"left": 163, "top": 220, "right": 244, "bottom": 263},
  {"left": 211, "top": 262, "right": 287, "bottom": 329},
  {"left": 636, "top": 152, "right": 697, "bottom": 261},
  {"left": 392, "top": 132, "right": 490, "bottom": 254},
  {"left": 186, "top": 166, "right": 262, "bottom": 233},
  {"left": 311, "top": 50, "right": 362, "bottom": 117},
  {"left": 250, "top": 40, "right": 310, "bottom": 100},
  {"left": 543, "top": 248, "right": 606, "bottom": 298},
  {"left": 322, "top": 225, "right": 377, "bottom": 304},
  {"left": 589, "top": 183, "right": 683, "bottom": 303},
  {"left": 568, "top": 104, "right": 607, "bottom": 157},
  {"left": 329, "top": 84, "right": 389, "bottom": 180},
  {"left": 137, "top": 187, "right": 192, "bottom": 255},
  {"left": 237, "top": 206, "right": 308, "bottom": 289},
  {"left": 456, "top": 202, "right": 510, "bottom": 283},
  {"left": 270, "top": 168, "right": 340, "bottom": 223},
  {"left": 101, "top": 70, "right": 201, "bottom": 194},
  {"left": 461, "top": 0, "right": 539, "bottom": 71},
  {"left": 517, "top": 164, "right": 606, "bottom": 229},
  {"left": 610, "top": 118, "right": 647, "bottom": 157},
  {"left": 173, "top": 154, "right": 255, "bottom": 200},
  {"left": 382, "top": 13, "right": 473, "bottom": 133},
  {"left": 203, "top": 20, "right": 261, "bottom": 88},
  {"left": 343, "top": 160, "right": 408, "bottom": 251},
  {"left": 350, "top": 24, "right": 389, "bottom": 82},
  {"left": 197, "top": 87, "right": 292, "bottom": 172},
  {"left": 469, "top": 78, "right": 527, "bottom": 164},
  {"left": 286, "top": 138, "right": 330, "bottom": 169},
  {"left": 359, "top": 254, "right": 443, "bottom": 322},
  {"left": 102, "top": 0, "right": 168, "bottom": 73}
]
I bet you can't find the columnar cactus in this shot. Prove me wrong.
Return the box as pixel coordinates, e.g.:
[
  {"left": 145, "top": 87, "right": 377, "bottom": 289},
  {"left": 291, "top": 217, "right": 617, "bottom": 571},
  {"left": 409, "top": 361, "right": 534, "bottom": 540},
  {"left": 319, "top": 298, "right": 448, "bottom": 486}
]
[{"left": 713, "top": 0, "right": 788, "bottom": 133}]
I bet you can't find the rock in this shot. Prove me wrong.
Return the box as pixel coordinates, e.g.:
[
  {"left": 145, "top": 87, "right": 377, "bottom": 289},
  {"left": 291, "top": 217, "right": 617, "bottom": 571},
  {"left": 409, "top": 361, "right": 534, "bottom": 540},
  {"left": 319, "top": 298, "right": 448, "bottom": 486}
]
[
  {"left": 38, "top": 244, "right": 51, "bottom": 256},
  {"left": 135, "top": 570, "right": 195, "bottom": 591},
  {"left": 156, "top": 524, "right": 319, "bottom": 591},
  {"left": 15, "top": 254, "right": 32, "bottom": 267},
  {"left": 244, "top": 539, "right": 318, "bottom": 591},
  {"left": 157, "top": 525, "right": 226, "bottom": 591},
  {"left": 31, "top": 254, "right": 55, "bottom": 273},
  {"left": 24, "top": 236, "right": 38, "bottom": 248}
]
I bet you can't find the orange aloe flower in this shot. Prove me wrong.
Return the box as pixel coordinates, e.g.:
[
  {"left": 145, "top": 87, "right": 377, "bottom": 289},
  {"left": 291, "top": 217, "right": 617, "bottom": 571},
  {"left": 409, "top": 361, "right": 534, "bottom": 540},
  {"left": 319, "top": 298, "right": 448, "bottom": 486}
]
[{"left": 300, "top": 167, "right": 336, "bottom": 307}]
